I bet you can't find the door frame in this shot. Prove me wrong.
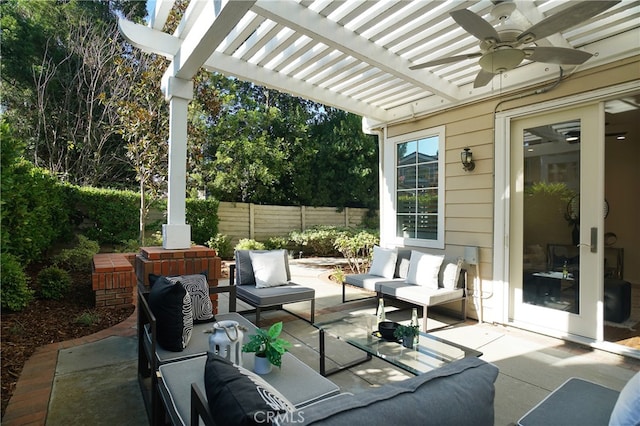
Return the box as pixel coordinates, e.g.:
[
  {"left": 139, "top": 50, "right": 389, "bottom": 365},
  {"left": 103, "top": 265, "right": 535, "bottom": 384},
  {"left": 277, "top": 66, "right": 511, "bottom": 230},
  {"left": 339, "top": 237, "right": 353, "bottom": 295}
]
[
  {"left": 492, "top": 81, "right": 638, "bottom": 342},
  {"left": 509, "top": 106, "right": 601, "bottom": 338}
]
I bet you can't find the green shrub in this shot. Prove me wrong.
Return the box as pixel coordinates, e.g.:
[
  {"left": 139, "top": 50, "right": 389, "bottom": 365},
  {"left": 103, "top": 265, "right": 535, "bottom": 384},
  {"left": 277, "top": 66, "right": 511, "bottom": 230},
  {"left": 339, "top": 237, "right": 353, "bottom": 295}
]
[
  {"left": 66, "top": 186, "right": 139, "bottom": 244},
  {"left": 1, "top": 122, "right": 70, "bottom": 262},
  {"left": 115, "top": 239, "right": 141, "bottom": 253},
  {"left": 289, "top": 226, "right": 348, "bottom": 256},
  {"left": 37, "top": 266, "right": 72, "bottom": 300},
  {"left": 235, "top": 238, "right": 265, "bottom": 251},
  {"left": 334, "top": 229, "right": 379, "bottom": 274},
  {"left": 206, "top": 233, "right": 233, "bottom": 259},
  {"left": 264, "top": 236, "right": 289, "bottom": 250},
  {"left": 76, "top": 311, "right": 101, "bottom": 326},
  {"left": 0, "top": 253, "right": 34, "bottom": 311},
  {"left": 186, "top": 198, "right": 220, "bottom": 245},
  {"left": 53, "top": 235, "right": 100, "bottom": 271}
]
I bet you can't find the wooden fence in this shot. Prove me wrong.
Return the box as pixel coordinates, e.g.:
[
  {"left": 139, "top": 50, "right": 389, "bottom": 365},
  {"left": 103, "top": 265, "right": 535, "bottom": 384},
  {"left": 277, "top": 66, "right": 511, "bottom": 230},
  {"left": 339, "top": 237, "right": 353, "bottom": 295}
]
[{"left": 217, "top": 202, "right": 373, "bottom": 246}]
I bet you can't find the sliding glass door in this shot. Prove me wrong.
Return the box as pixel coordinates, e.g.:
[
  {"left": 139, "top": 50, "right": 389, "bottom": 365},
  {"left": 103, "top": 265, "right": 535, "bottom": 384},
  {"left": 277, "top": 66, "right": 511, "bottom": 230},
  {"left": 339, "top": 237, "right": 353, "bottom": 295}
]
[{"left": 509, "top": 105, "right": 604, "bottom": 339}]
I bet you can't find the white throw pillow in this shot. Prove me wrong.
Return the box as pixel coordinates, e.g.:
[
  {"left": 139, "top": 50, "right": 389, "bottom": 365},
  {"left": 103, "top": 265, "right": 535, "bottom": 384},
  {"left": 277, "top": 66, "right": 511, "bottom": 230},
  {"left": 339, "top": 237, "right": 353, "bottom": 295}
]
[
  {"left": 442, "top": 258, "right": 463, "bottom": 290},
  {"left": 249, "top": 251, "right": 288, "bottom": 288},
  {"left": 405, "top": 251, "right": 444, "bottom": 289},
  {"left": 368, "top": 246, "right": 397, "bottom": 278}
]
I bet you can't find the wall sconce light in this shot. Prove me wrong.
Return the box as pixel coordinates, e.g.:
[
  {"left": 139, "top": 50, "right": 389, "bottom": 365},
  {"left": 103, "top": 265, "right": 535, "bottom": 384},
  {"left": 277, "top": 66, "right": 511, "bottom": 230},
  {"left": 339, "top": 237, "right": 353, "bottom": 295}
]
[{"left": 461, "top": 148, "right": 475, "bottom": 171}]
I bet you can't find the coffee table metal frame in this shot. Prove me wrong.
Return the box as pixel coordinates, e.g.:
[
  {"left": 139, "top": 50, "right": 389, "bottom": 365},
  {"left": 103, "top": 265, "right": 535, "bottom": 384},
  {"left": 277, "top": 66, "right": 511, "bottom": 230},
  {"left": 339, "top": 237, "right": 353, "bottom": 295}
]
[{"left": 314, "top": 314, "right": 482, "bottom": 377}]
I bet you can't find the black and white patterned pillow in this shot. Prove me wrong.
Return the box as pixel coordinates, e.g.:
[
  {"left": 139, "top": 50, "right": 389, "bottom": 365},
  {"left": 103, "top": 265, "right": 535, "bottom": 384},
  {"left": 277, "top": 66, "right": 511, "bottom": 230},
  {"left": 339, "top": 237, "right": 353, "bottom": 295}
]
[
  {"left": 148, "top": 276, "right": 193, "bottom": 352},
  {"left": 168, "top": 274, "right": 214, "bottom": 323},
  {"left": 150, "top": 273, "right": 215, "bottom": 323},
  {"left": 204, "top": 353, "right": 295, "bottom": 425}
]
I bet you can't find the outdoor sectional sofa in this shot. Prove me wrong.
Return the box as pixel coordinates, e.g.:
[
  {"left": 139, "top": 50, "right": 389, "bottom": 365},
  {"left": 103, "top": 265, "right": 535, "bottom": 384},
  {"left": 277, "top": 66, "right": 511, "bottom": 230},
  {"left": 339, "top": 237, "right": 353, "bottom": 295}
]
[
  {"left": 343, "top": 247, "right": 468, "bottom": 330},
  {"left": 138, "top": 249, "right": 499, "bottom": 426}
]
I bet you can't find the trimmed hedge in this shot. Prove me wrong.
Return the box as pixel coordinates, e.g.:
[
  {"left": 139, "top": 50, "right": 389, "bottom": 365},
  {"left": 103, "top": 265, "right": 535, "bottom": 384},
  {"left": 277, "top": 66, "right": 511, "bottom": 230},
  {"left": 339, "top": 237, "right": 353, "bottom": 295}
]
[
  {"left": 64, "top": 185, "right": 140, "bottom": 245},
  {"left": 186, "top": 198, "right": 220, "bottom": 245}
]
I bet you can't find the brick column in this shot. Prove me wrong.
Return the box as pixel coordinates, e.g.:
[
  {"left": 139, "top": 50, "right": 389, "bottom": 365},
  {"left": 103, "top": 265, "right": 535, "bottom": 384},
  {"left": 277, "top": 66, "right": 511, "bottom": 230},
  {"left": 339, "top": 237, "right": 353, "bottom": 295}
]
[
  {"left": 134, "top": 245, "right": 221, "bottom": 313},
  {"left": 92, "top": 253, "right": 137, "bottom": 308}
]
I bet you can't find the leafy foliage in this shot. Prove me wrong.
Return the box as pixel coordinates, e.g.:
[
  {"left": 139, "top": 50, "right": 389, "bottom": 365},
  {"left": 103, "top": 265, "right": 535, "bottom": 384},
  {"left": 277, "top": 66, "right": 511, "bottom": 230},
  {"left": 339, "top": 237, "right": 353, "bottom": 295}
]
[
  {"left": 206, "top": 234, "right": 233, "bottom": 259},
  {"left": 53, "top": 235, "right": 100, "bottom": 272},
  {"left": 66, "top": 186, "right": 140, "bottom": 244},
  {"left": 75, "top": 311, "right": 101, "bottom": 326},
  {"left": 264, "top": 236, "right": 290, "bottom": 250},
  {"left": 186, "top": 198, "right": 220, "bottom": 245},
  {"left": 1, "top": 122, "right": 70, "bottom": 262},
  {"left": 334, "top": 229, "right": 379, "bottom": 274},
  {"left": 37, "top": 266, "right": 72, "bottom": 300},
  {"left": 235, "top": 239, "right": 266, "bottom": 251},
  {"left": 289, "top": 226, "right": 349, "bottom": 257},
  {"left": 242, "top": 321, "right": 291, "bottom": 368},
  {"left": 0, "top": 253, "right": 34, "bottom": 312}
]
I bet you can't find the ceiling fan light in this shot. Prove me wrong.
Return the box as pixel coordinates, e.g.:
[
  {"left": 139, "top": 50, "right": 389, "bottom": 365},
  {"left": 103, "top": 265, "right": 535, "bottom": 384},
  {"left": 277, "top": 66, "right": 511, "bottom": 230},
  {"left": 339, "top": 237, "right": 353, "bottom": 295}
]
[{"left": 479, "top": 49, "right": 525, "bottom": 73}]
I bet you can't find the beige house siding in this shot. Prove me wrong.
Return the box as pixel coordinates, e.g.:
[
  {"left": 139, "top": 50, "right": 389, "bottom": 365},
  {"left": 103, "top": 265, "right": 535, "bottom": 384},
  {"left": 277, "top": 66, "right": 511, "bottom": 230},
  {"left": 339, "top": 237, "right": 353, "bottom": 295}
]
[{"left": 385, "top": 55, "right": 640, "bottom": 321}]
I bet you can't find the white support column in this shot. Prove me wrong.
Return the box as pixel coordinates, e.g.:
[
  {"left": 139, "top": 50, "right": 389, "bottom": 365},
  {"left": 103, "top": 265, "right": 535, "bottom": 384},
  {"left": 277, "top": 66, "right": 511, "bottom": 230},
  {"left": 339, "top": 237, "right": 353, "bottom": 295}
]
[{"left": 161, "top": 75, "right": 194, "bottom": 249}]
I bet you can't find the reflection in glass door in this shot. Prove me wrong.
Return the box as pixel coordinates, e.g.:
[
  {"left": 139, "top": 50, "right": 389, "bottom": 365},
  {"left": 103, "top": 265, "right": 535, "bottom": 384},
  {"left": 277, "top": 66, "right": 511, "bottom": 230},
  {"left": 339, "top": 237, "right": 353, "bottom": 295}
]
[
  {"left": 510, "top": 104, "right": 602, "bottom": 339},
  {"left": 522, "top": 119, "right": 581, "bottom": 314}
]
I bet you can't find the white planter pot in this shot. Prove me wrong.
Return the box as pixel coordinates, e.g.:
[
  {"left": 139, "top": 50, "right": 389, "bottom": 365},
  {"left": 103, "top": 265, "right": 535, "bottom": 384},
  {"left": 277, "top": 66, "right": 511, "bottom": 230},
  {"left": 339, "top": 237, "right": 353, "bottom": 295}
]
[{"left": 253, "top": 354, "right": 272, "bottom": 375}]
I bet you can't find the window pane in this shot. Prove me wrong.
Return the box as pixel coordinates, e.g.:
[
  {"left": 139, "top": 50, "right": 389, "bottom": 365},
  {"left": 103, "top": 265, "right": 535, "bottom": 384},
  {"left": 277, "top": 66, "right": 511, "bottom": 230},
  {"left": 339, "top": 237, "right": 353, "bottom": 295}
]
[
  {"left": 417, "top": 163, "right": 438, "bottom": 188},
  {"left": 397, "top": 166, "right": 415, "bottom": 190},
  {"left": 417, "top": 136, "right": 438, "bottom": 160},
  {"left": 397, "top": 191, "right": 416, "bottom": 213},
  {"left": 416, "top": 215, "right": 437, "bottom": 239},
  {"left": 395, "top": 132, "right": 440, "bottom": 243},
  {"left": 397, "top": 141, "right": 417, "bottom": 166},
  {"left": 397, "top": 214, "right": 415, "bottom": 238},
  {"left": 417, "top": 189, "right": 438, "bottom": 213}
]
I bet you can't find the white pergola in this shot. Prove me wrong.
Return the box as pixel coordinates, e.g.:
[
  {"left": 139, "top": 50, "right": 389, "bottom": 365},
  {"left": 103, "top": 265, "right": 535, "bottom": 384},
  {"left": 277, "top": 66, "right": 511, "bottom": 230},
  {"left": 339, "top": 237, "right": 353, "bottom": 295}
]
[{"left": 119, "top": 0, "right": 639, "bottom": 249}]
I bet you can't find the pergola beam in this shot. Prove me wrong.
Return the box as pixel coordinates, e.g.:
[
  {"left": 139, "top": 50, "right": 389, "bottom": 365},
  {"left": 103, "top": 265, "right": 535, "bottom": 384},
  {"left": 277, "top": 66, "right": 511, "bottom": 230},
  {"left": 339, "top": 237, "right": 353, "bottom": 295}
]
[{"left": 252, "top": 0, "right": 462, "bottom": 102}]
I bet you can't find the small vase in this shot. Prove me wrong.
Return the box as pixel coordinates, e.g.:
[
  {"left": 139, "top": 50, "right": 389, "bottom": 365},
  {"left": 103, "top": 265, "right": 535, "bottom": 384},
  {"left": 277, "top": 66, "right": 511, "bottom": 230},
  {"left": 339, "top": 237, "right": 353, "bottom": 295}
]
[
  {"left": 402, "top": 336, "right": 414, "bottom": 349},
  {"left": 254, "top": 354, "right": 272, "bottom": 375}
]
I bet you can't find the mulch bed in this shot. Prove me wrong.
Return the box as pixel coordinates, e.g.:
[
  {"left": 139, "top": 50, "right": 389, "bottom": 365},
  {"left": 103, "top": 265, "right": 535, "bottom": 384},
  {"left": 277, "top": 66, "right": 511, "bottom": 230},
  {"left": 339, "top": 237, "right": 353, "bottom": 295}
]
[{"left": 0, "top": 264, "right": 133, "bottom": 418}]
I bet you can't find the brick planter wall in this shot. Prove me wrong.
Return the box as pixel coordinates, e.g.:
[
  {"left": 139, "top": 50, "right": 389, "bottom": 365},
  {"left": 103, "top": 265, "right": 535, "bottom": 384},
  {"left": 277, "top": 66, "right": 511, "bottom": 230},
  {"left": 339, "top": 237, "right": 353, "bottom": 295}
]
[
  {"left": 92, "top": 246, "right": 221, "bottom": 311},
  {"left": 92, "top": 253, "right": 137, "bottom": 308},
  {"left": 135, "top": 246, "right": 221, "bottom": 313}
]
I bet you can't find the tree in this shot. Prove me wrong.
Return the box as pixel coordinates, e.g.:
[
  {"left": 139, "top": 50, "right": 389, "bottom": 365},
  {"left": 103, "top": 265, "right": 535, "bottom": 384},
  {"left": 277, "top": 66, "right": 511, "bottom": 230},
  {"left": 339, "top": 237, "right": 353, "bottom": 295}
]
[
  {"left": 109, "top": 0, "right": 222, "bottom": 243},
  {"left": 302, "top": 109, "right": 379, "bottom": 209},
  {"left": 1, "top": 0, "right": 145, "bottom": 187}
]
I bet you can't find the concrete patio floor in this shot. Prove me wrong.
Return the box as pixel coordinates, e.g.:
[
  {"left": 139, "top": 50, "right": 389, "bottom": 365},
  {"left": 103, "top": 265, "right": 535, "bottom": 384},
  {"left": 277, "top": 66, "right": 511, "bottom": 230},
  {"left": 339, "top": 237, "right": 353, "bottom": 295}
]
[{"left": 4, "top": 258, "right": 639, "bottom": 425}]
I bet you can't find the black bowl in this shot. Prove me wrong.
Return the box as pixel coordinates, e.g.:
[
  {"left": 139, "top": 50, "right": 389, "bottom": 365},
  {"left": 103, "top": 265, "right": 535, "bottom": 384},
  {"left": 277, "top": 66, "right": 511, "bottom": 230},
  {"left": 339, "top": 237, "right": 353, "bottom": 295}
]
[{"left": 378, "top": 321, "right": 399, "bottom": 340}]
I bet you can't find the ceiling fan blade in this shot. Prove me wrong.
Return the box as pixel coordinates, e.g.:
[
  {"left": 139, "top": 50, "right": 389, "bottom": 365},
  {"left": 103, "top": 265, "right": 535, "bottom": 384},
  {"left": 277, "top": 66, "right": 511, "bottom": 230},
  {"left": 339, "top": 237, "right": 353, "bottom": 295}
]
[
  {"left": 517, "top": 1, "right": 620, "bottom": 44},
  {"left": 450, "top": 9, "right": 500, "bottom": 43},
  {"left": 526, "top": 47, "right": 593, "bottom": 65},
  {"left": 473, "top": 70, "right": 495, "bottom": 88},
  {"left": 410, "top": 52, "right": 482, "bottom": 70}
]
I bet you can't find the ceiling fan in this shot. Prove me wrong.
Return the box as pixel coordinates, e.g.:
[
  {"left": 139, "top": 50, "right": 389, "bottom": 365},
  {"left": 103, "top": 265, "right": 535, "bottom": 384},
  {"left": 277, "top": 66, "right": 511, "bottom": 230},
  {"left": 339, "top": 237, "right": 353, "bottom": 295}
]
[{"left": 410, "top": 1, "right": 620, "bottom": 88}]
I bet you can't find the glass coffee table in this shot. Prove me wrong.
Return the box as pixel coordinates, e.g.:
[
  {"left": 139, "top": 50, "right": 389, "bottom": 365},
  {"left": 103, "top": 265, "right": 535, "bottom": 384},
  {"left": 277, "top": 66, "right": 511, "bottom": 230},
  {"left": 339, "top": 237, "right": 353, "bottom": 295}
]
[{"left": 314, "top": 313, "right": 482, "bottom": 376}]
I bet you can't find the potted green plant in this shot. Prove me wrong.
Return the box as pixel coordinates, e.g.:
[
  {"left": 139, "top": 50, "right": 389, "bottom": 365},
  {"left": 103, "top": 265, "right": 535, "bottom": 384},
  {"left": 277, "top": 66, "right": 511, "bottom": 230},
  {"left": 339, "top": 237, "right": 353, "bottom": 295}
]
[
  {"left": 394, "top": 324, "right": 419, "bottom": 349},
  {"left": 242, "top": 321, "right": 291, "bottom": 374}
]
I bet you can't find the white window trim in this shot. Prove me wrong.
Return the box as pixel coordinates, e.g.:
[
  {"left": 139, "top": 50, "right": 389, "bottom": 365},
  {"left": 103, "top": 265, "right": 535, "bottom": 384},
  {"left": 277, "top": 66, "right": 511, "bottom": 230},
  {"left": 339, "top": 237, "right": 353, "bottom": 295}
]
[{"left": 382, "top": 126, "right": 445, "bottom": 249}]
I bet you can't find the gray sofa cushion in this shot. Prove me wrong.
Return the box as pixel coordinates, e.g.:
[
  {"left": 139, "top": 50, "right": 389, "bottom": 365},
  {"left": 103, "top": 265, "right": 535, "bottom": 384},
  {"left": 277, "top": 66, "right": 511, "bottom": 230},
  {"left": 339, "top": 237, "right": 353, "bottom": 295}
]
[
  {"left": 517, "top": 377, "right": 620, "bottom": 426},
  {"left": 237, "top": 284, "right": 315, "bottom": 307},
  {"left": 278, "top": 356, "right": 498, "bottom": 426}
]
